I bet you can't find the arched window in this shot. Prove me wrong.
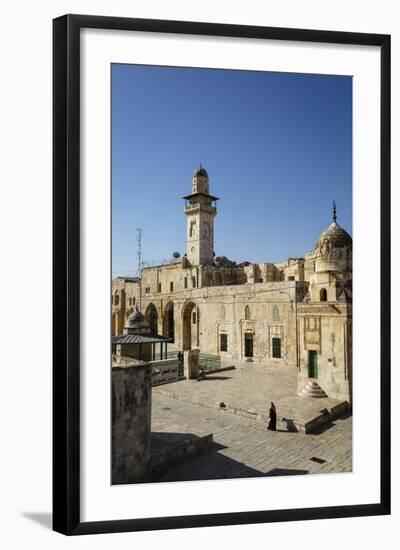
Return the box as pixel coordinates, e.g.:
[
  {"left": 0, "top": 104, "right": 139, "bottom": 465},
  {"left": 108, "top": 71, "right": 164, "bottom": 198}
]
[
  {"left": 145, "top": 303, "right": 158, "bottom": 336},
  {"left": 204, "top": 272, "right": 214, "bottom": 287},
  {"left": 244, "top": 305, "right": 250, "bottom": 320},
  {"left": 320, "top": 288, "right": 327, "bottom": 302},
  {"left": 272, "top": 305, "right": 280, "bottom": 322}
]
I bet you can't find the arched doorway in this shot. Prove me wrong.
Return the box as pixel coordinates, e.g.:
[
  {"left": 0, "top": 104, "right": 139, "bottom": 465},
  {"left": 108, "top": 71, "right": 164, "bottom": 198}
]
[
  {"left": 204, "top": 272, "right": 214, "bottom": 287},
  {"left": 244, "top": 332, "right": 254, "bottom": 358},
  {"left": 163, "top": 302, "right": 175, "bottom": 343},
  {"left": 182, "top": 301, "right": 199, "bottom": 350},
  {"left": 112, "top": 313, "right": 117, "bottom": 336},
  {"left": 144, "top": 303, "right": 158, "bottom": 335}
]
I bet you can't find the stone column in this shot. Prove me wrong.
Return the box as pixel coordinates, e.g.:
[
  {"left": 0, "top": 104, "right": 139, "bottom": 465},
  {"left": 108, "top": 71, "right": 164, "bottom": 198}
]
[
  {"left": 184, "top": 349, "right": 200, "bottom": 379},
  {"left": 112, "top": 362, "right": 152, "bottom": 484}
]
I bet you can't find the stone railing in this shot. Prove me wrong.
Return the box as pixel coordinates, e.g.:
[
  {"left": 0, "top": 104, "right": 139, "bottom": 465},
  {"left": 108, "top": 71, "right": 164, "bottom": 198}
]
[
  {"left": 150, "top": 359, "right": 184, "bottom": 386},
  {"left": 112, "top": 354, "right": 144, "bottom": 367}
]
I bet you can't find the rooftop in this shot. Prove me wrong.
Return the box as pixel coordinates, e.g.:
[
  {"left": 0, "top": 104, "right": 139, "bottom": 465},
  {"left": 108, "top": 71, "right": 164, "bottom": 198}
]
[{"left": 112, "top": 333, "right": 169, "bottom": 345}]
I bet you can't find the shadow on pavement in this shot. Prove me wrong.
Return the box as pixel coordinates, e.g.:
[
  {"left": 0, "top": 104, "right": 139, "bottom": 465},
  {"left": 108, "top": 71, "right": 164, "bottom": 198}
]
[
  {"left": 151, "top": 431, "right": 225, "bottom": 453},
  {"left": 265, "top": 468, "right": 309, "bottom": 476},
  {"left": 152, "top": 438, "right": 311, "bottom": 482}
]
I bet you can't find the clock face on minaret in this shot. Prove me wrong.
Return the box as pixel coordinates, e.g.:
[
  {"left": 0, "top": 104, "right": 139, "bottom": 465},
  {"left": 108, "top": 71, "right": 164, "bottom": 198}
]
[{"left": 183, "top": 166, "right": 219, "bottom": 266}]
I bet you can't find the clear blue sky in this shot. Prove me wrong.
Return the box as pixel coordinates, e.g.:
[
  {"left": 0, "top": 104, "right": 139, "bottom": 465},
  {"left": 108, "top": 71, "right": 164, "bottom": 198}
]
[{"left": 112, "top": 64, "right": 352, "bottom": 276}]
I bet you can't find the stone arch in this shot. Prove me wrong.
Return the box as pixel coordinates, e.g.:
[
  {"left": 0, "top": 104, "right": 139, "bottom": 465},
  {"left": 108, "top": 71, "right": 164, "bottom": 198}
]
[
  {"left": 215, "top": 272, "right": 222, "bottom": 286},
  {"left": 162, "top": 301, "right": 175, "bottom": 343},
  {"left": 244, "top": 305, "right": 251, "bottom": 320},
  {"left": 125, "top": 307, "right": 134, "bottom": 322},
  {"left": 204, "top": 271, "right": 214, "bottom": 287},
  {"left": 112, "top": 310, "right": 124, "bottom": 336},
  {"left": 144, "top": 303, "right": 158, "bottom": 335},
  {"left": 112, "top": 313, "right": 118, "bottom": 336},
  {"left": 272, "top": 305, "right": 280, "bottom": 322},
  {"left": 320, "top": 288, "right": 328, "bottom": 302},
  {"left": 182, "top": 301, "right": 200, "bottom": 351}
]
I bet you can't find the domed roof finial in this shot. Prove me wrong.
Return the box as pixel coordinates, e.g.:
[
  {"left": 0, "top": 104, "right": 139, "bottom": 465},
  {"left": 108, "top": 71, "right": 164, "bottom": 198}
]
[
  {"left": 193, "top": 164, "right": 208, "bottom": 178},
  {"left": 332, "top": 200, "right": 337, "bottom": 224}
]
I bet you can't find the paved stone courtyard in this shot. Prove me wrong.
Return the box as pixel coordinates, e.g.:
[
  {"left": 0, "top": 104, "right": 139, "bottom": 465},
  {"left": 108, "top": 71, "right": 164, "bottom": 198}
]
[
  {"left": 152, "top": 394, "right": 352, "bottom": 481},
  {"left": 151, "top": 363, "right": 352, "bottom": 481},
  {"left": 154, "top": 362, "right": 348, "bottom": 431}
]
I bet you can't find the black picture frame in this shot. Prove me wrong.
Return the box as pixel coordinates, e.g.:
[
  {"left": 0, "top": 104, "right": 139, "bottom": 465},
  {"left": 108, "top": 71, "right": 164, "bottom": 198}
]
[{"left": 53, "top": 14, "right": 391, "bottom": 535}]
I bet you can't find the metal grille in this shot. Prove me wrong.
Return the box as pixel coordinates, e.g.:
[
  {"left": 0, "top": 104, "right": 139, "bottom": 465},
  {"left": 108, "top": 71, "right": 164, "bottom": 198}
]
[
  {"left": 198, "top": 353, "right": 221, "bottom": 373},
  {"left": 152, "top": 350, "right": 179, "bottom": 361}
]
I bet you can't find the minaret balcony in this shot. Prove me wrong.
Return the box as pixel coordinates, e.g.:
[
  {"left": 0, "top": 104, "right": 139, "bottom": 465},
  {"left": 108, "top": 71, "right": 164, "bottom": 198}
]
[{"left": 184, "top": 203, "right": 217, "bottom": 215}]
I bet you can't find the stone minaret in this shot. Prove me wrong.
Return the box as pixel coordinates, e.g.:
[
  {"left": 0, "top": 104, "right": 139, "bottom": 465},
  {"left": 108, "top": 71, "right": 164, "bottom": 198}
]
[{"left": 183, "top": 165, "right": 219, "bottom": 265}]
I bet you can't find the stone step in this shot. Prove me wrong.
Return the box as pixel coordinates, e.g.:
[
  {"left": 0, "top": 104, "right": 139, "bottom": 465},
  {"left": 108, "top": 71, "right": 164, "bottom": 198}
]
[{"left": 300, "top": 380, "right": 328, "bottom": 398}]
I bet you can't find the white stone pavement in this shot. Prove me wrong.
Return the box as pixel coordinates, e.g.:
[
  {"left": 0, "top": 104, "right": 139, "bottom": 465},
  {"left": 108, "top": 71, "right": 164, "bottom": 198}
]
[
  {"left": 154, "top": 362, "right": 348, "bottom": 431},
  {"left": 152, "top": 394, "right": 352, "bottom": 481},
  {"left": 151, "top": 363, "right": 352, "bottom": 481}
]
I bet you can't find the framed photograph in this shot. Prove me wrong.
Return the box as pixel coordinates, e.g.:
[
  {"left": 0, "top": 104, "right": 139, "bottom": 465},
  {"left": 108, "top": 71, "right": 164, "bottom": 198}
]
[{"left": 53, "top": 14, "right": 390, "bottom": 535}]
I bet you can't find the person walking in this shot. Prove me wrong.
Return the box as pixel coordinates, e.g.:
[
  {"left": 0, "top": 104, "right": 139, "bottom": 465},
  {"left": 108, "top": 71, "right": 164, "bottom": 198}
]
[{"left": 267, "top": 401, "right": 277, "bottom": 431}]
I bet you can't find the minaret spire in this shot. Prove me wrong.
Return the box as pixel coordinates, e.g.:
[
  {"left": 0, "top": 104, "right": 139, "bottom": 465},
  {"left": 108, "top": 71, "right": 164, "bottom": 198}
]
[
  {"left": 183, "top": 166, "right": 219, "bottom": 265},
  {"left": 332, "top": 200, "right": 337, "bottom": 223}
]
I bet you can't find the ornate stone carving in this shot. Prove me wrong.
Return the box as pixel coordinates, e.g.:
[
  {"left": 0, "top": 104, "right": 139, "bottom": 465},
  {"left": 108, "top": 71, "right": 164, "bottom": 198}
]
[{"left": 315, "top": 222, "right": 352, "bottom": 261}]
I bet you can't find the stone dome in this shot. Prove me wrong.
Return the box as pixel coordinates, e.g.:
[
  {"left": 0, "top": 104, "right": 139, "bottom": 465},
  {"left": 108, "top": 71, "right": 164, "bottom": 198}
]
[
  {"left": 193, "top": 165, "right": 208, "bottom": 178},
  {"left": 127, "top": 308, "right": 148, "bottom": 329},
  {"left": 214, "top": 255, "right": 235, "bottom": 268},
  {"left": 315, "top": 222, "right": 352, "bottom": 262}
]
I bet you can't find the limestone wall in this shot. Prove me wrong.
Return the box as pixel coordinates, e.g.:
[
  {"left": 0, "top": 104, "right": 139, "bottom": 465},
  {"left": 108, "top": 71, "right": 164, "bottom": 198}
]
[
  {"left": 142, "top": 262, "right": 199, "bottom": 296},
  {"left": 275, "top": 258, "right": 305, "bottom": 281},
  {"left": 140, "top": 281, "right": 299, "bottom": 365},
  {"left": 112, "top": 362, "right": 152, "bottom": 484},
  {"left": 112, "top": 277, "right": 140, "bottom": 335},
  {"left": 297, "top": 303, "right": 352, "bottom": 402}
]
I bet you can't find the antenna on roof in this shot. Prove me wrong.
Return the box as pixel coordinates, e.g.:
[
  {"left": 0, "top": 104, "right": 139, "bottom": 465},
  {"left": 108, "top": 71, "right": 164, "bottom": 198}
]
[
  {"left": 332, "top": 200, "right": 337, "bottom": 223},
  {"left": 136, "top": 228, "right": 142, "bottom": 311}
]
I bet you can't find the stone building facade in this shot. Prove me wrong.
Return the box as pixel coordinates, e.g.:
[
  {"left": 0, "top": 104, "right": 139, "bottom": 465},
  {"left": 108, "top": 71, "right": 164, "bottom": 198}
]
[{"left": 112, "top": 167, "right": 352, "bottom": 402}]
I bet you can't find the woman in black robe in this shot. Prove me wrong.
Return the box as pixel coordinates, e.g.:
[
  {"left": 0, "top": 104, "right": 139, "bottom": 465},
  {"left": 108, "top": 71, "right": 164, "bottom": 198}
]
[{"left": 267, "top": 401, "right": 277, "bottom": 431}]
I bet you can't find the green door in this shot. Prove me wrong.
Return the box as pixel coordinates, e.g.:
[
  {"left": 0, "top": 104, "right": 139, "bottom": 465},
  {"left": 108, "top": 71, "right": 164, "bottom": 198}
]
[
  {"left": 308, "top": 350, "right": 318, "bottom": 378},
  {"left": 272, "top": 337, "right": 281, "bottom": 358},
  {"left": 244, "top": 333, "right": 253, "bottom": 358}
]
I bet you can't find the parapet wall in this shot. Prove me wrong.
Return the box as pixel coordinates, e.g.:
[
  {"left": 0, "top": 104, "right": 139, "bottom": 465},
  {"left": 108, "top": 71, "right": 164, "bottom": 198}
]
[{"left": 112, "top": 362, "right": 152, "bottom": 484}]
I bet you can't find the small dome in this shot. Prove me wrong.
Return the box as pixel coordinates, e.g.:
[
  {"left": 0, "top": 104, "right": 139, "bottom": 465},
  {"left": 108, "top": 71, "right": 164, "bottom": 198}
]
[
  {"left": 127, "top": 308, "right": 147, "bottom": 328},
  {"left": 315, "top": 222, "right": 352, "bottom": 261},
  {"left": 193, "top": 165, "right": 208, "bottom": 178},
  {"left": 214, "top": 255, "right": 235, "bottom": 268}
]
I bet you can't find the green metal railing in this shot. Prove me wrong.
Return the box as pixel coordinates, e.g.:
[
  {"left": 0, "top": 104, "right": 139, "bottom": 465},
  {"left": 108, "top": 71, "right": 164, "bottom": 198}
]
[
  {"left": 199, "top": 353, "right": 221, "bottom": 373},
  {"left": 178, "top": 357, "right": 184, "bottom": 378}
]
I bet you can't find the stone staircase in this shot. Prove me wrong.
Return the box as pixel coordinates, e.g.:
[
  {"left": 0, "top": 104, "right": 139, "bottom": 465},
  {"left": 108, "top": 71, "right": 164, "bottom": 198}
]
[{"left": 300, "top": 380, "right": 328, "bottom": 398}]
